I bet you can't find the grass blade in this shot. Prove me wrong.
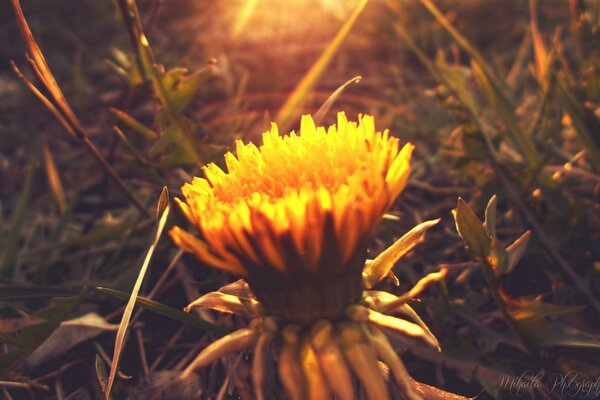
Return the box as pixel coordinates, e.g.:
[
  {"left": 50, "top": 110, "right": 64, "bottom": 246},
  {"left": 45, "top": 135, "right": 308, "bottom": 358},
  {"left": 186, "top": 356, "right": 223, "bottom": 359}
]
[
  {"left": 96, "top": 287, "right": 225, "bottom": 335},
  {"left": 556, "top": 80, "right": 600, "bottom": 172},
  {"left": 43, "top": 146, "right": 66, "bottom": 213},
  {"left": 313, "top": 76, "right": 361, "bottom": 125},
  {"left": 276, "top": 0, "right": 369, "bottom": 131},
  {"left": 471, "top": 60, "right": 540, "bottom": 169},
  {"left": 0, "top": 285, "right": 77, "bottom": 300},
  {"left": 104, "top": 190, "right": 170, "bottom": 399},
  {"left": 1, "top": 162, "right": 35, "bottom": 278}
]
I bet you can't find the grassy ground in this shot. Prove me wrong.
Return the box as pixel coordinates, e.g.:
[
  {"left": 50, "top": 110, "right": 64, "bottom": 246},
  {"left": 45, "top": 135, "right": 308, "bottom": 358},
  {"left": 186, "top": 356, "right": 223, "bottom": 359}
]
[{"left": 1, "top": 0, "right": 600, "bottom": 399}]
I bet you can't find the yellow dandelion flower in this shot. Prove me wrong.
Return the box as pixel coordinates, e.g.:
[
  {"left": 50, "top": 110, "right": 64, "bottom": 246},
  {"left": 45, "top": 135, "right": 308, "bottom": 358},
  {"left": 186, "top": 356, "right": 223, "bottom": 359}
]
[
  {"left": 171, "top": 113, "right": 465, "bottom": 399},
  {"left": 170, "top": 112, "right": 413, "bottom": 324}
]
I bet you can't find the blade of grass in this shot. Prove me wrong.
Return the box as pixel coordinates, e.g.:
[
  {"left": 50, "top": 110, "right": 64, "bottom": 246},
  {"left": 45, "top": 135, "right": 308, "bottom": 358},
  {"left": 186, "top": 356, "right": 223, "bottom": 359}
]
[
  {"left": 470, "top": 60, "right": 540, "bottom": 169},
  {"left": 232, "top": 0, "right": 260, "bottom": 37},
  {"left": 529, "top": 0, "right": 550, "bottom": 93},
  {"left": 112, "top": 126, "right": 164, "bottom": 184},
  {"left": 43, "top": 146, "right": 66, "bottom": 214},
  {"left": 104, "top": 189, "right": 170, "bottom": 399},
  {"left": 393, "top": 2, "right": 600, "bottom": 314},
  {"left": 96, "top": 287, "right": 225, "bottom": 335},
  {"left": 419, "top": 0, "right": 541, "bottom": 169},
  {"left": 276, "top": 0, "right": 369, "bottom": 132},
  {"left": 313, "top": 76, "right": 361, "bottom": 125},
  {"left": 0, "top": 285, "right": 77, "bottom": 300},
  {"left": 1, "top": 162, "right": 35, "bottom": 278},
  {"left": 418, "top": 0, "right": 494, "bottom": 74},
  {"left": 10, "top": 0, "right": 149, "bottom": 217},
  {"left": 556, "top": 79, "right": 600, "bottom": 172},
  {"left": 110, "top": 108, "right": 158, "bottom": 141}
]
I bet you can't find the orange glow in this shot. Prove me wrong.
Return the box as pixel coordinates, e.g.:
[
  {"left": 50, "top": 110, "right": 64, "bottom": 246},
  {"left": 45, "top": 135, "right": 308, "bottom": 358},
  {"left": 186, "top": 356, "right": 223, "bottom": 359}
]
[{"left": 231, "top": 0, "right": 359, "bottom": 38}]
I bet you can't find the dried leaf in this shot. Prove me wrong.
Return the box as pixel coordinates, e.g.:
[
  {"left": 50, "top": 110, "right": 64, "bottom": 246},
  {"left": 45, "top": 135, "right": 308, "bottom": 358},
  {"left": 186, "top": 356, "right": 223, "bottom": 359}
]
[
  {"left": 24, "top": 313, "right": 118, "bottom": 370},
  {"left": 275, "top": 0, "right": 369, "bottom": 131},
  {"left": 0, "top": 297, "right": 80, "bottom": 376}
]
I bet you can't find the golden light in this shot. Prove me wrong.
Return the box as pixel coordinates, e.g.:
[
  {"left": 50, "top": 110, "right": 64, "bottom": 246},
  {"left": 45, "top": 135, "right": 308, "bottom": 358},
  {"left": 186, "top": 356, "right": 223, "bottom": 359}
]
[{"left": 231, "top": 0, "right": 361, "bottom": 39}]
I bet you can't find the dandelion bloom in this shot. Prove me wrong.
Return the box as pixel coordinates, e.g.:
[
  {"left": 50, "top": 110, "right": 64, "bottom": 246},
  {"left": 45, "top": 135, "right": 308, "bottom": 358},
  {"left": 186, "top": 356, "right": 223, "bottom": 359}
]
[{"left": 170, "top": 112, "right": 413, "bottom": 324}]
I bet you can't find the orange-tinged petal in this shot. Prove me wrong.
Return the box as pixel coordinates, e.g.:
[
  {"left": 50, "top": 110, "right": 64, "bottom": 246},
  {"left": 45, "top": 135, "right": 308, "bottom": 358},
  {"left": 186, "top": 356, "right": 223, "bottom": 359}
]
[
  {"left": 170, "top": 113, "right": 413, "bottom": 322},
  {"left": 169, "top": 227, "right": 246, "bottom": 276}
]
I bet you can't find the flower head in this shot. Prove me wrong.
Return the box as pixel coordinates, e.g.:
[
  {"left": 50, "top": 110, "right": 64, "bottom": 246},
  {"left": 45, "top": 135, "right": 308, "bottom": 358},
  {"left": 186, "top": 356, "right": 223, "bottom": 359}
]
[{"left": 170, "top": 112, "right": 413, "bottom": 323}]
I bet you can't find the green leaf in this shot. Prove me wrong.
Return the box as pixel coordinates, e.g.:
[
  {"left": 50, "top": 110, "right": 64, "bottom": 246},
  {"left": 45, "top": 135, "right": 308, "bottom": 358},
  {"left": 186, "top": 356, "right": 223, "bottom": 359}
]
[
  {"left": 159, "top": 66, "right": 216, "bottom": 113},
  {"left": 148, "top": 120, "right": 200, "bottom": 165},
  {"left": 453, "top": 198, "right": 492, "bottom": 260},
  {"left": 0, "top": 296, "right": 80, "bottom": 375},
  {"left": 96, "top": 287, "right": 225, "bottom": 336},
  {"left": 362, "top": 219, "right": 440, "bottom": 289}
]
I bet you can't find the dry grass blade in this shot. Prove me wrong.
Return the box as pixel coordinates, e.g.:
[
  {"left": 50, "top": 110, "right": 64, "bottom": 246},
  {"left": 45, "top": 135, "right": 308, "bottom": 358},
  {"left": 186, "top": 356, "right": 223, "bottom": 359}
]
[
  {"left": 275, "top": 0, "right": 369, "bottom": 132},
  {"left": 313, "top": 76, "right": 361, "bottom": 125},
  {"left": 529, "top": 0, "right": 550, "bottom": 92},
  {"left": 11, "top": 0, "right": 81, "bottom": 131},
  {"left": 104, "top": 190, "right": 170, "bottom": 399},
  {"left": 10, "top": 0, "right": 149, "bottom": 217},
  {"left": 43, "top": 146, "right": 66, "bottom": 213}
]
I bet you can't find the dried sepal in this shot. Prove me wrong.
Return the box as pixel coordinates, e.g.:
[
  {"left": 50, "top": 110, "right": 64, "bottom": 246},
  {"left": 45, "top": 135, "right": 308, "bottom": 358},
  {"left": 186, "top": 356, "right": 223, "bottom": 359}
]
[
  {"left": 217, "top": 279, "right": 255, "bottom": 299},
  {"left": 184, "top": 291, "right": 260, "bottom": 318},
  {"left": 367, "top": 325, "right": 422, "bottom": 400},
  {"left": 347, "top": 305, "right": 439, "bottom": 350},
  {"left": 362, "top": 291, "right": 439, "bottom": 349},
  {"left": 310, "top": 320, "right": 355, "bottom": 400},
  {"left": 252, "top": 330, "right": 273, "bottom": 400},
  {"left": 277, "top": 325, "right": 305, "bottom": 400},
  {"left": 337, "top": 322, "right": 390, "bottom": 400},
  {"left": 300, "top": 336, "right": 332, "bottom": 400},
  {"left": 180, "top": 328, "right": 258, "bottom": 379}
]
